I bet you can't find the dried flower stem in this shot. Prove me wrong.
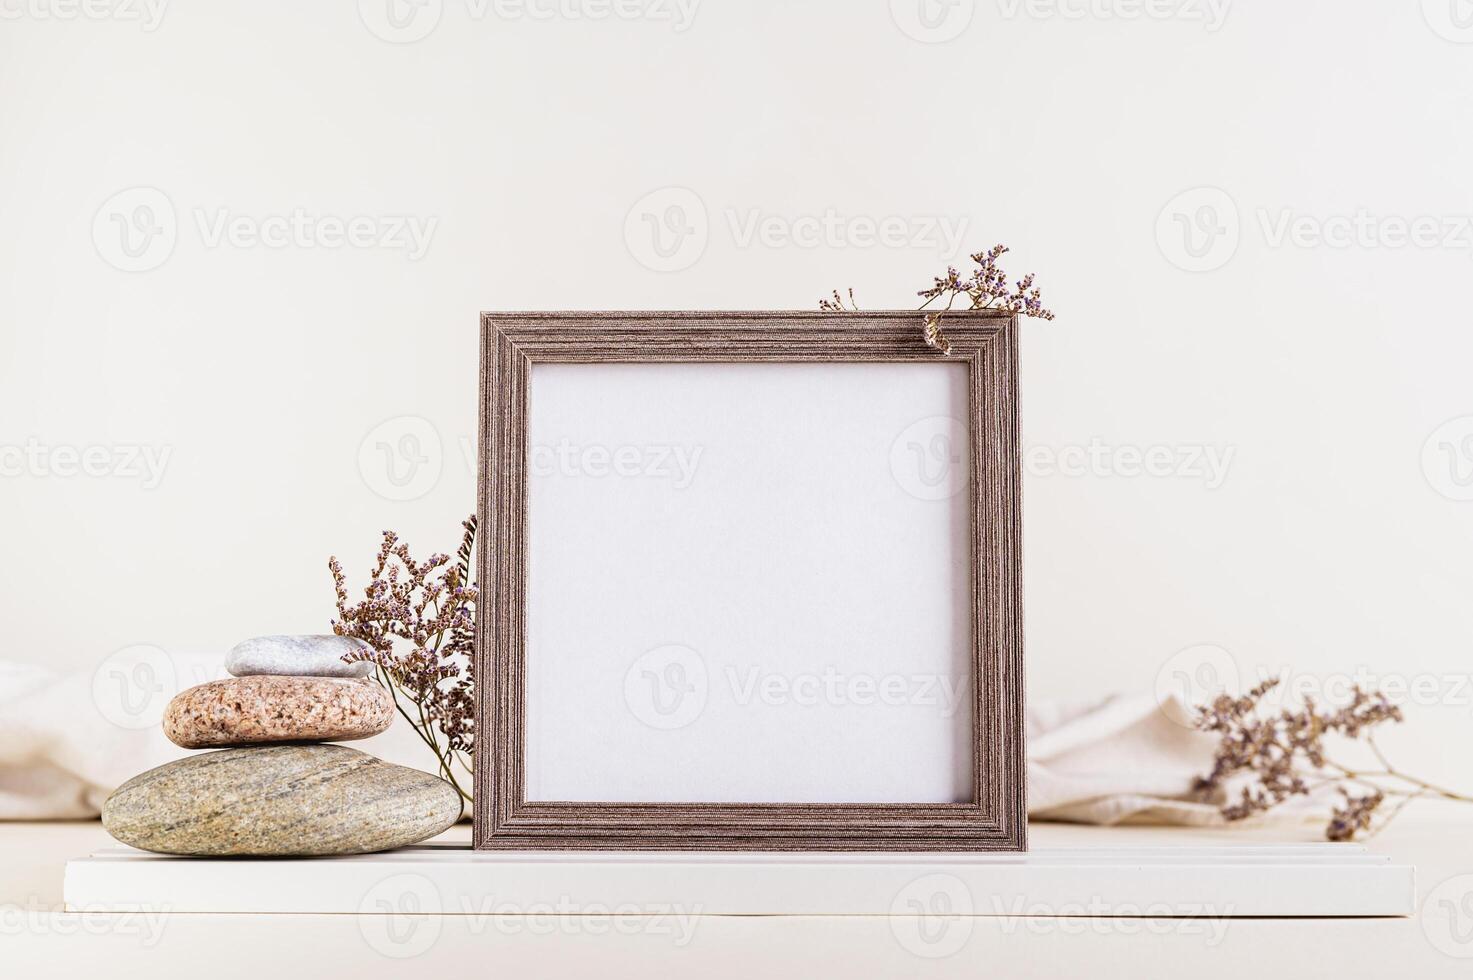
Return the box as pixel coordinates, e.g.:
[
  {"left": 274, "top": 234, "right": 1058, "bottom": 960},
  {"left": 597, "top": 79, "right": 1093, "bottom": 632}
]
[
  {"left": 329, "top": 517, "right": 478, "bottom": 809},
  {"left": 821, "top": 244, "right": 1055, "bottom": 351},
  {"left": 1327, "top": 752, "right": 1473, "bottom": 804},
  {"left": 1193, "top": 677, "right": 1471, "bottom": 840}
]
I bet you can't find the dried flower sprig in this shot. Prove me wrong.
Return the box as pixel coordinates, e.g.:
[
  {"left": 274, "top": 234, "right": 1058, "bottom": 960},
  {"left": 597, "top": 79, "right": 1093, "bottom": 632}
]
[
  {"left": 821, "top": 244, "right": 1055, "bottom": 353},
  {"left": 329, "top": 516, "right": 478, "bottom": 805},
  {"left": 1193, "top": 678, "right": 1471, "bottom": 840}
]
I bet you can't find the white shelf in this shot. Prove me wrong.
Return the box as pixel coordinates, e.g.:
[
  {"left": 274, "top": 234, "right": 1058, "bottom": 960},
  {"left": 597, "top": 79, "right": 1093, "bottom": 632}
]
[{"left": 64, "top": 843, "right": 1414, "bottom": 917}]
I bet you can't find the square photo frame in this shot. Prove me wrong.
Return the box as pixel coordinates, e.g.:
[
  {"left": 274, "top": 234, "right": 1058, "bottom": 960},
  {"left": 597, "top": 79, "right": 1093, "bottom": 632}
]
[{"left": 475, "top": 311, "right": 1024, "bottom": 851}]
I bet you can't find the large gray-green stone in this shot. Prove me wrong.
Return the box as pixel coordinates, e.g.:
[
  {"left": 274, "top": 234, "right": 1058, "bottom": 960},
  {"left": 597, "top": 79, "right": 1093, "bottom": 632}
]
[{"left": 102, "top": 744, "right": 462, "bottom": 856}]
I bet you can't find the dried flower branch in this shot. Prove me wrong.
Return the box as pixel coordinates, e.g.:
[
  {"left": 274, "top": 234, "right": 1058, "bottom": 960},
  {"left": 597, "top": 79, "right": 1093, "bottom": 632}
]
[
  {"left": 329, "top": 516, "right": 478, "bottom": 805},
  {"left": 1193, "top": 677, "right": 1470, "bottom": 840},
  {"left": 819, "top": 288, "right": 856, "bottom": 313},
  {"left": 820, "top": 244, "right": 1055, "bottom": 352}
]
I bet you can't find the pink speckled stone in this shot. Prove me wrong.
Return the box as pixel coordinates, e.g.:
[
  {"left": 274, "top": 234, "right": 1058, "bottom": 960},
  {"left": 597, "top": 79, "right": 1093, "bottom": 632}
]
[{"left": 163, "top": 676, "right": 393, "bottom": 749}]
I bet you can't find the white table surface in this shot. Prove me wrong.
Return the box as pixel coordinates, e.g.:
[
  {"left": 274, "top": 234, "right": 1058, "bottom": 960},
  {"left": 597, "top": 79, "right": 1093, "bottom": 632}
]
[{"left": 5, "top": 807, "right": 1472, "bottom": 977}]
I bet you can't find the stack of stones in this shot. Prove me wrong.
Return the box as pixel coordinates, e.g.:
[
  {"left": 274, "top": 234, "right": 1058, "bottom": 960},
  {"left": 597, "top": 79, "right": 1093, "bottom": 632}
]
[{"left": 102, "top": 635, "right": 461, "bottom": 857}]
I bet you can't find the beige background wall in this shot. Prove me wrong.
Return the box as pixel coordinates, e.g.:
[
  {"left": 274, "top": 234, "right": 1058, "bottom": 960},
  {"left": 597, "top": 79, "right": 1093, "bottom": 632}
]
[{"left": 2, "top": 2, "right": 1471, "bottom": 788}]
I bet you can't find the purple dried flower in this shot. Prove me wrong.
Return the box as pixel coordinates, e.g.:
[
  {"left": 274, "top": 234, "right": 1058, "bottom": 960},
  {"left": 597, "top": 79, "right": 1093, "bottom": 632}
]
[
  {"left": 1191, "top": 676, "right": 1465, "bottom": 841},
  {"left": 823, "top": 243, "right": 1055, "bottom": 350},
  {"left": 329, "top": 516, "right": 478, "bottom": 802}
]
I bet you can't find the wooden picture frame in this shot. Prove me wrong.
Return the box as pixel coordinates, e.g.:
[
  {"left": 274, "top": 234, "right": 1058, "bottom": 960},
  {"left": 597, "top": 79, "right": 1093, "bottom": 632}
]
[{"left": 475, "top": 311, "right": 1025, "bottom": 851}]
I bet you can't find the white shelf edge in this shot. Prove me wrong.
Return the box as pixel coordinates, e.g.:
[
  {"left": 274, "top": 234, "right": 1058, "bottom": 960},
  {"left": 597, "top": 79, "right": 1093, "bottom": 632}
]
[{"left": 64, "top": 844, "right": 1415, "bottom": 918}]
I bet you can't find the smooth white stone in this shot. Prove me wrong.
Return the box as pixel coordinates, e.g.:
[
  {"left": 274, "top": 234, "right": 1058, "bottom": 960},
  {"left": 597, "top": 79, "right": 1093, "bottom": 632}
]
[{"left": 226, "top": 634, "right": 375, "bottom": 679}]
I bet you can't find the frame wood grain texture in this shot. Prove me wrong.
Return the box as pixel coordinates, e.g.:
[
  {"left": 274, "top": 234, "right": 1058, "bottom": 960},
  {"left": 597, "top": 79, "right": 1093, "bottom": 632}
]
[{"left": 475, "top": 311, "right": 1025, "bottom": 851}]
